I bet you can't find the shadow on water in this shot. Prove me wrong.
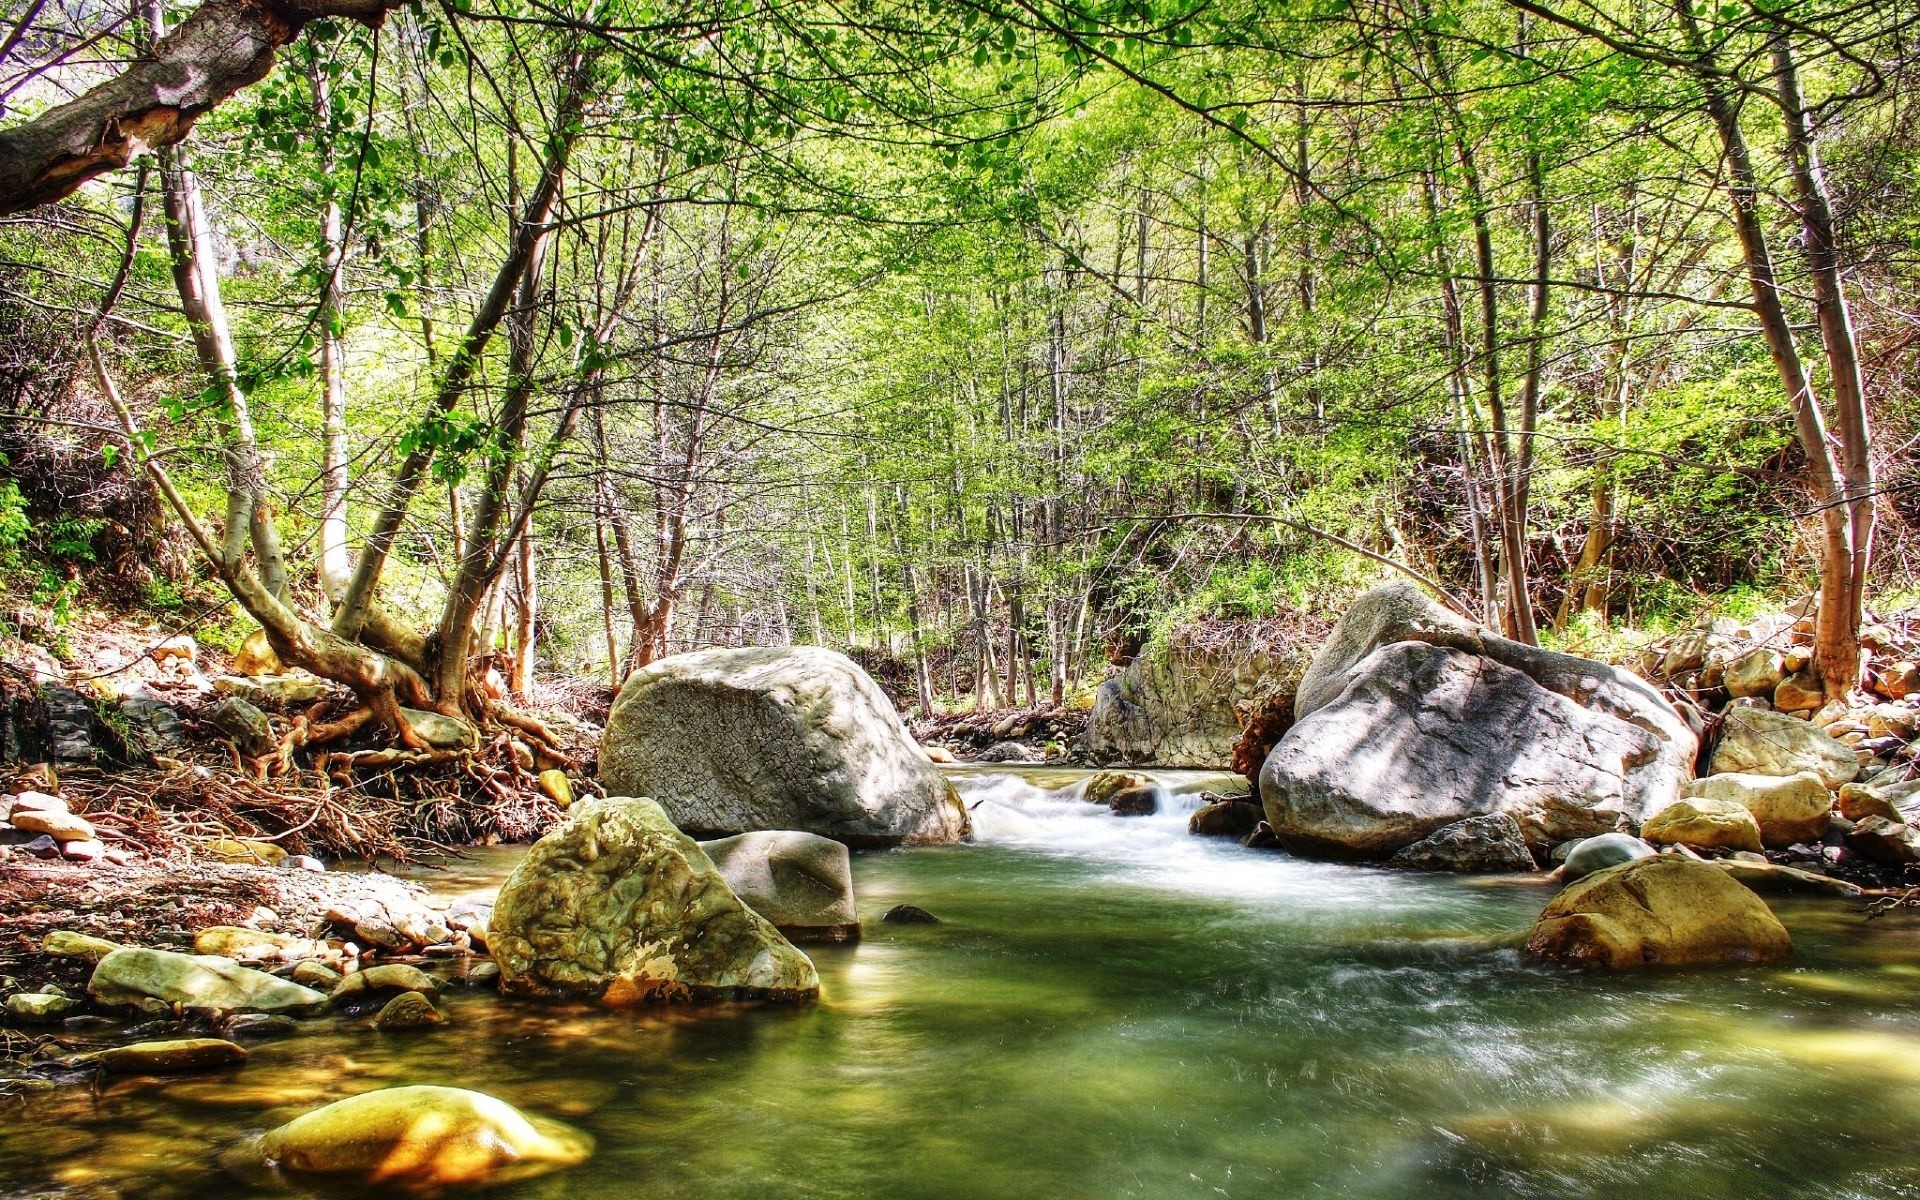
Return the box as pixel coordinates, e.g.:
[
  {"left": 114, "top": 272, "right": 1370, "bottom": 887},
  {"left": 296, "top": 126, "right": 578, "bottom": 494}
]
[{"left": 11, "top": 765, "right": 1920, "bottom": 1199}]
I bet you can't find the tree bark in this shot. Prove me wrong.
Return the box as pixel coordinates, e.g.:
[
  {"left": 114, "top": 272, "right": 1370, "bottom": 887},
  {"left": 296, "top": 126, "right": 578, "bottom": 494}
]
[{"left": 0, "top": 0, "right": 403, "bottom": 214}]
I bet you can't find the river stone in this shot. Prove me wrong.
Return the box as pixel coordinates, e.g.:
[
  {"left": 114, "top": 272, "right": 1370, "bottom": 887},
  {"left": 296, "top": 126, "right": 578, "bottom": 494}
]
[
  {"left": 6, "top": 992, "right": 78, "bottom": 1022},
  {"left": 331, "top": 964, "right": 442, "bottom": 1004},
  {"left": 42, "top": 930, "right": 121, "bottom": 962},
  {"left": 1712, "top": 859, "right": 1864, "bottom": 898},
  {"left": 232, "top": 628, "right": 282, "bottom": 676},
  {"left": 1189, "top": 799, "right": 1264, "bottom": 839},
  {"left": 1263, "top": 583, "right": 1695, "bottom": 860},
  {"left": 256, "top": 1085, "right": 592, "bottom": 1190},
  {"left": 89, "top": 947, "right": 330, "bottom": 1017},
  {"left": 10, "top": 808, "right": 94, "bottom": 842},
  {"left": 1386, "top": 813, "right": 1536, "bottom": 872},
  {"left": 1709, "top": 707, "right": 1858, "bottom": 789},
  {"left": 1084, "top": 769, "right": 1154, "bottom": 808},
  {"left": 204, "top": 836, "right": 287, "bottom": 865},
  {"left": 1682, "top": 771, "right": 1831, "bottom": 848},
  {"left": 82, "top": 1038, "right": 246, "bottom": 1073},
  {"left": 1846, "top": 816, "right": 1920, "bottom": 866},
  {"left": 372, "top": 991, "right": 445, "bottom": 1030},
  {"left": 599, "top": 647, "right": 968, "bottom": 846},
  {"left": 699, "top": 831, "right": 860, "bottom": 943},
  {"left": 6, "top": 790, "right": 66, "bottom": 818},
  {"left": 208, "top": 695, "right": 276, "bottom": 758},
  {"left": 1725, "top": 647, "right": 1787, "bottom": 699},
  {"left": 1525, "top": 856, "right": 1794, "bottom": 969},
  {"left": 1108, "top": 784, "right": 1159, "bottom": 816},
  {"left": 291, "top": 962, "right": 343, "bottom": 990},
  {"left": 1560, "top": 832, "right": 1656, "bottom": 882},
  {"left": 1839, "top": 777, "right": 1920, "bottom": 823},
  {"left": 881, "top": 904, "right": 941, "bottom": 925},
  {"left": 400, "top": 707, "right": 477, "bottom": 750},
  {"left": 1640, "top": 797, "right": 1764, "bottom": 852},
  {"left": 490, "top": 796, "right": 819, "bottom": 1005},
  {"left": 194, "top": 926, "right": 330, "bottom": 964},
  {"left": 537, "top": 768, "right": 574, "bottom": 807}
]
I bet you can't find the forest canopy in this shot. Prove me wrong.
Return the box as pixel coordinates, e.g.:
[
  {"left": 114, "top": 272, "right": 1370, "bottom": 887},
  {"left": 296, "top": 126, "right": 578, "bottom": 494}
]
[{"left": 0, "top": 0, "right": 1914, "bottom": 728}]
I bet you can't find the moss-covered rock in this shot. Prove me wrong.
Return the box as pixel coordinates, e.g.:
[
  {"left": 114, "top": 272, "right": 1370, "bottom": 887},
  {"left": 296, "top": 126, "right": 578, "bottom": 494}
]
[
  {"left": 1526, "top": 856, "right": 1793, "bottom": 969},
  {"left": 490, "top": 796, "right": 819, "bottom": 1005},
  {"left": 89, "top": 947, "right": 329, "bottom": 1016}
]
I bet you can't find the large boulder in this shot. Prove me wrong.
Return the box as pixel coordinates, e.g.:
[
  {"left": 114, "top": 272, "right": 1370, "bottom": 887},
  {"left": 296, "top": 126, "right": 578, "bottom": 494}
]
[
  {"left": 599, "top": 646, "right": 967, "bottom": 846},
  {"left": 1260, "top": 584, "right": 1696, "bottom": 860},
  {"left": 1526, "top": 856, "right": 1794, "bottom": 969},
  {"left": 255, "top": 1086, "right": 591, "bottom": 1191},
  {"left": 1085, "top": 626, "right": 1310, "bottom": 769},
  {"left": 489, "top": 796, "right": 819, "bottom": 1005},
  {"left": 1709, "top": 707, "right": 1858, "bottom": 789},
  {"left": 1682, "top": 771, "right": 1831, "bottom": 848},
  {"left": 699, "top": 831, "right": 860, "bottom": 943},
  {"left": 1640, "top": 797, "right": 1764, "bottom": 853},
  {"left": 89, "top": 948, "right": 329, "bottom": 1017}
]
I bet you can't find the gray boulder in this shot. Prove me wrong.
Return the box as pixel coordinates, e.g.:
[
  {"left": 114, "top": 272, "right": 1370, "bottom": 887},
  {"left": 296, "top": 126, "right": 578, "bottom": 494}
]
[
  {"left": 1559, "top": 832, "right": 1656, "bottom": 882},
  {"left": 1261, "top": 584, "right": 1696, "bottom": 860},
  {"left": 1386, "top": 813, "right": 1536, "bottom": 872},
  {"left": 599, "top": 647, "right": 967, "bottom": 846},
  {"left": 89, "top": 948, "right": 329, "bottom": 1017},
  {"left": 700, "top": 831, "right": 860, "bottom": 943},
  {"left": 489, "top": 797, "right": 818, "bottom": 1005}
]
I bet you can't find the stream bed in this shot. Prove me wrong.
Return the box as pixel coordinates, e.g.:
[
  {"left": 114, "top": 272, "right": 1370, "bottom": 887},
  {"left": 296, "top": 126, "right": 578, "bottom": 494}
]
[{"left": 10, "top": 764, "right": 1920, "bottom": 1198}]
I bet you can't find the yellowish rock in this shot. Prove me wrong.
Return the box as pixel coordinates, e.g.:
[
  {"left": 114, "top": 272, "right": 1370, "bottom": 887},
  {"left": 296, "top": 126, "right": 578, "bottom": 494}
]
[
  {"left": 11, "top": 809, "right": 95, "bottom": 842},
  {"left": 1681, "top": 771, "right": 1830, "bottom": 848},
  {"left": 258, "top": 1085, "right": 592, "bottom": 1190},
  {"left": 232, "top": 629, "right": 283, "bottom": 676},
  {"left": 372, "top": 990, "right": 445, "bottom": 1031},
  {"left": 331, "top": 963, "right": 441, "bottom": 1003},
  {"left": 42, "top": 930, "right": 122, "bottom": 962},
  {"left": 194, "top": 926, "right": 329, "bottom": 963},
  {"left": 82, "top": 1038, "right": 246, "bottom": 1074},
  {"left": 536, "top": 768, "right": 573, "bottom": 807},
  {"left": 1526, "top": 855, "right": 1794, "bottom": 969},
  {"left": 204, "top": 837, "right": 288, "bottom": 866},
  {"left": 1640, "top": 797, "right": 1764, "bottom": 853}
]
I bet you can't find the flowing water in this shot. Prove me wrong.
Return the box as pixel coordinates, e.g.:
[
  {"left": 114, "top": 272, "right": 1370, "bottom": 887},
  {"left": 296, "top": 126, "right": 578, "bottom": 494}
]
[{"left": 11, "top": 765, "right": 1920, "bottom": 1198}]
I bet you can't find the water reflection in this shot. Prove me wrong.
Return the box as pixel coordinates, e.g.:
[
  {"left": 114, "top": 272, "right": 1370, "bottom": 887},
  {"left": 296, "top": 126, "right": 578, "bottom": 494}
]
[{"left": 7, "top": 766, "right": 1920, "bottom": 1199}]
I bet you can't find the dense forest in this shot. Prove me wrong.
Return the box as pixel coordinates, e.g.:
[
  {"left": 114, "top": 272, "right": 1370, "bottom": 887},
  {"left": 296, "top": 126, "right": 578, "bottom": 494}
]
[{"left": 2, "top": 0, "right": 1914, "bottom": 732}]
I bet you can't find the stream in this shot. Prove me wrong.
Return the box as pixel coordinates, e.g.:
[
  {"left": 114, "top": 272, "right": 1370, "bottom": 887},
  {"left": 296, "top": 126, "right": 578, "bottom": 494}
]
[{"left": 11, "top": 763, "right": 1920, "bottom": 1198}]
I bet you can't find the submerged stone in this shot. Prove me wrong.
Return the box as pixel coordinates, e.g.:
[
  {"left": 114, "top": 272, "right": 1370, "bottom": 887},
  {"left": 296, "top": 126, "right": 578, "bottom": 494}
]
[
  {"left": 81, "top": 1038, "right": 247, "bottom": 1073},
  {"left": 372, "top": 991, "right": 445, "bottom": 1030},
  {"left": 255, "top": 1085, "right": 592, "bottom": 1192}
]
